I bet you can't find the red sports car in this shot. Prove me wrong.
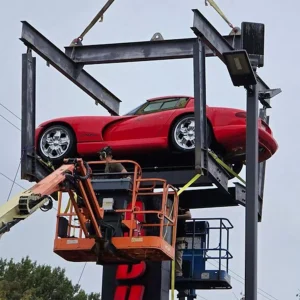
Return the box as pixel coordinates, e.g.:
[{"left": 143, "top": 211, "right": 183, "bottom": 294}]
[{"left": 35, "top": 96, "right": 278, "bottom": 174}]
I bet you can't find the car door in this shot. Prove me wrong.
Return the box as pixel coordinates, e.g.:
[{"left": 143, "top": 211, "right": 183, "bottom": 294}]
[{"left": 107, "top": 98, "right": 184, "bottom": 141}]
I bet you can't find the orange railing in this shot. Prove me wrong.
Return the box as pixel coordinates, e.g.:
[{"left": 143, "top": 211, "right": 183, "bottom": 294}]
[
  {"left": 134, "top": 179, "right": 178, "bottom": 249},
  {"left": 55, "top": 192, "right": 87, "bottom": 240}
]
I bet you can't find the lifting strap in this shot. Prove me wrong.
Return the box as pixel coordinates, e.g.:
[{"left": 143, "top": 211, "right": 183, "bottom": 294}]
[
  {"left": 72, "top": 0, "right": 116, "bottom": 45},
  {"left": 170, "top": 173, "right": 202, "bottom": 300},
  {"left": 209, "top": 150, "right": 246, "bottom": 184},
  {"left": 205, "top": 0, "right": 238, "bottom": 32}
]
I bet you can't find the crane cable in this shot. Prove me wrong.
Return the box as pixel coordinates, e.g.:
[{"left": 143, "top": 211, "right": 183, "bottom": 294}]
[
  {"left": 71, "top": 0, "right": 116, "bottom": 45},
  {"left": 205, "top": 0, "right": 238, "bottom": 33}
]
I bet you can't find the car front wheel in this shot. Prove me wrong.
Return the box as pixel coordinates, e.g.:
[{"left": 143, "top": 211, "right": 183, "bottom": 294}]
[
  {"left": 38, "top": 124, "right": 76, "bottom": 164},
  {"left": 171, "top": 114, "right": 212, "bottom": 152}
]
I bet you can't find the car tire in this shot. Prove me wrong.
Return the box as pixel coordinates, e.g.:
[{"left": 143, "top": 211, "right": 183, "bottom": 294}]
[
  {"left": 223, "top": 161, "right": 244, "bottom": 179},
  {"left": 171, "top": 114, "right": 212, "bottom": 152},
  {"left": 38, "top": 124, "right": 76, "bottom": 164}
]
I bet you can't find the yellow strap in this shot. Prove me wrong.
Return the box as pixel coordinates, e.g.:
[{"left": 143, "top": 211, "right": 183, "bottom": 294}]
[
  {"left": 205, "top": 0, "right": 234, "bottom": 29},
  {"left": 56, "top": 192, "right": 78, "bottom": 214},
  {"left": 171, "top": 172, "right": 202, "bottom": 300},
  {"left": 178, "top": 174, "right": 201, "bottom": 196},
  {"left": 64, "top": 197, "right": 71, "bottom": 214},
  {"left": 63, "top": 193, "right": 78, "bottom": 214},
  {"left": 209, "top": 151, "right": 246, "bottom": 185},
  {"left": 38, "top": 157, "right": 55, "bottom": 171},
  {"left": 171, "top": 260, "right": 176, "bottom": 299},
  {"left": 78, "top": 0, "right": 116, "bottom": 41}
]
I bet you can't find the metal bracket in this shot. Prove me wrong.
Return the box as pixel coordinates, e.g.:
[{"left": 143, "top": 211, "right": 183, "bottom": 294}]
[
  {"left": 258, "top": 88, "right": 282, "bottom": 108},
  {"left": 229, "top": 27, "right": 241, "bottom": 35},
  {"left": 151, "top": 32, "right": 164, "bottom": 41}
]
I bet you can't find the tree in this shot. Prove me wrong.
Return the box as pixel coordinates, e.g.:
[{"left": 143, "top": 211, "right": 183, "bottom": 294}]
[{"left": 0, "top": 256, "right": 101, "bottom": 300}]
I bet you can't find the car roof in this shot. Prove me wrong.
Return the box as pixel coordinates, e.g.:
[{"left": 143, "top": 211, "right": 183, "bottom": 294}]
[{"left": 146, "top": 95, "right": 192, "bottom": 102}]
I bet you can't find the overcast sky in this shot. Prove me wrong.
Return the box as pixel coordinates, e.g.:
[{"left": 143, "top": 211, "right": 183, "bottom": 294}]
[{"left": 0, "top": 0, "right": 297, "bottom": 299}]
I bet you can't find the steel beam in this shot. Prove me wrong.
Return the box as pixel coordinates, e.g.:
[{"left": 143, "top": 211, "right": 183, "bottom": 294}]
[
  {"left": 21, "top": 51, "right": 36, "bottom": 182},
  {"left": 64, "top": 36, "right": 241, "bottom": 64},
  {"left": 20, "top": 21, "right": 121, "bottom": 115},
  {"left": 177, "top": 183, "right": 262, "bottom": 218},
  {"left": 193, "top": 39, "right": 207, "bottom": 173},
  {"left": 191, "top": 9, "right": 270, "bottom": 95},
  {"left": 234, "top": 182, "right": 263, "bottom": 222},
  {"left": 140, "top": 152, "right": 229, "bottom": 192},
  {"left": 141, "top": 169, "right": 212, "bottom": 188},
  {"left": 257, "top": 109, "right": 269, "bottom": 219},
  {"left": 21, "top": 51, "right": 57, "bottom": 183},
  {"left": 245, "top": 83, "right": 259, "bottom": 300}
]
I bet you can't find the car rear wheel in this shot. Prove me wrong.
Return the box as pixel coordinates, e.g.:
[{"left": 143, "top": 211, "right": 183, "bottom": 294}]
[
  {"left": 226, "top": 162, "right": 244, "bottom": 178},
  {"left": 232, "top": 162, "right": 243, "bottom": 175},
  {"left": 38, "top": 124, "right": 76, "bottom": 164},
  {"left": 171, "top": 114, "right": 212, "bottom": 152}
]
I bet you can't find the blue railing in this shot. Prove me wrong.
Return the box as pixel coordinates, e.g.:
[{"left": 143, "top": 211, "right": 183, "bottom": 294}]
[{"left": 182, "top": 218, "right": 233, "bottom": 279}]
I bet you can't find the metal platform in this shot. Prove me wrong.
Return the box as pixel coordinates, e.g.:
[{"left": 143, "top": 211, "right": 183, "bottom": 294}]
[
  {"left": 54, "top": 236, "right": 174, "bottom": 265},
  {"left": 175, "top": 270, "right": 232, "bottom": 290},
  {"left": 179, "top": 182, "right": 262, "bottom": 221},
  {"left": 174, "top": 219, "right": 233, "bottom": 292}
]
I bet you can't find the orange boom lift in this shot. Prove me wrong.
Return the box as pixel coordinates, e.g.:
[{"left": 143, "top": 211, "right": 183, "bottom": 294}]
[{"left": 1, "top": 158, "right": 178, "bottom": 265}]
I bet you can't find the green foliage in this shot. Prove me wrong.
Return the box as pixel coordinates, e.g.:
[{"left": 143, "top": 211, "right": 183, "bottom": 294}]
[{"left": 0, "top": 257, "right": 101, "bottom": 300}]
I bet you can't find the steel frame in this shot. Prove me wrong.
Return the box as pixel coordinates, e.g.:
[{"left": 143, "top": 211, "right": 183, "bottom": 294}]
[
  {"left": 20, "top": 10, "right": 270, "bottom": 217},
  {"left": 20, "top": 21, "right": 121, "bottom": 115},
  {"left": 19, "top": 8, "right": 281, "bottom": 300}
]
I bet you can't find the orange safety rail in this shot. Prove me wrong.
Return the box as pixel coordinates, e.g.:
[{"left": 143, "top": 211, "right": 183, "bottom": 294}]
[
  {"left": 54, "top": 192, "right": 97, "bottom": 262},
  {"left": 110, "top": 178, "right": 178, "bottom": 262},
  {"left": 62, "top": 159, "right": 104, "bottom": 238},
  {"left": 53, "top": 160, "right": 179, "bottom": 264}
]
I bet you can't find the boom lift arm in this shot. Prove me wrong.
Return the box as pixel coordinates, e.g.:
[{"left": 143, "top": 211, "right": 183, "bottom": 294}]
[{"left": 0, "top": 159, "right": 103, "bottom": 238}]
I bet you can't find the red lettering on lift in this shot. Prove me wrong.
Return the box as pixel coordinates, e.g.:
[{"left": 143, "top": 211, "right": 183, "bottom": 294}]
[
  {"left": 114, "top": 201, "right": 147, "bottom": 300},
  {"left": 116, "top": 262, "right": 146, "bottom": 280},
  {"left": 114, "top": 262, "right": 146, "bottom": 300}
]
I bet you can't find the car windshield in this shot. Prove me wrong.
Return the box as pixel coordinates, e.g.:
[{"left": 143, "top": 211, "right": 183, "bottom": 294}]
[{"left": 123, "top": 103, "right": 145, "bottom": 116}]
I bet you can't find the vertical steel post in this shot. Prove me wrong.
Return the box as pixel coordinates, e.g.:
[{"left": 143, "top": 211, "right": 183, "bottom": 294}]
[
  {"left": 21, "top": 50, "right": 36, "bottom": 181},
  {"left": 245, "top": 81, "right": 258, "bottom": 300},
  {"left": 193, "top": 38, "right": 207, "bottom": 173},
  {"left": 258, "top": 110, "right": 269, "bottom": 200}
]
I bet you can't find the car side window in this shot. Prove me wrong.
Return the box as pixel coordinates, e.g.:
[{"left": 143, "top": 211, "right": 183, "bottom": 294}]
[
  {"left": 143, "top": 101, "right": 163, "bottom": 112},
  {"left": 161, "top": 99, "right": 179, "bottom": 110},
  {"left": 136, "top": 97, "right": 189, "bottom": 115},
  {"left": 176, "top": 97, "right": 189, "bottom": 108}
]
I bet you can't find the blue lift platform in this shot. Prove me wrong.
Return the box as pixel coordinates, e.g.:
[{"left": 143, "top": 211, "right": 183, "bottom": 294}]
[{"left": 175, "top": 218, "right": 233, "bottom": 297}]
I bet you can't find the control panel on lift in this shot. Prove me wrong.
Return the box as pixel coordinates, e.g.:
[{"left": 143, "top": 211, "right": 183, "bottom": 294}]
[{"left": 176, "top": 218, "right": 233, "bottom": 292}]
